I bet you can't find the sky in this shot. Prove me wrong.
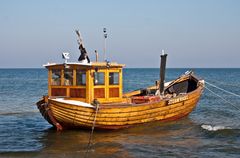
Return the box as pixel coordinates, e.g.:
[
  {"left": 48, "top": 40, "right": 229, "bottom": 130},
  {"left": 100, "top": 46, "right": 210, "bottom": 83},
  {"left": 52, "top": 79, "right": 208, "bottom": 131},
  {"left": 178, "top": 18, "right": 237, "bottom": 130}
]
[{"left": 0, "top": 0, "right": 240, "bottom": 68}]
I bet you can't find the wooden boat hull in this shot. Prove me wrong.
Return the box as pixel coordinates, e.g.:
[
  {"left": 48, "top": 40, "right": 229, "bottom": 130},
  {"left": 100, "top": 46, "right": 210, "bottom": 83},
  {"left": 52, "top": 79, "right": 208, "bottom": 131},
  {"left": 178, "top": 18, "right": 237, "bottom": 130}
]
[{"left": 37, "top": 84, "right": 203, "bottom": 130}]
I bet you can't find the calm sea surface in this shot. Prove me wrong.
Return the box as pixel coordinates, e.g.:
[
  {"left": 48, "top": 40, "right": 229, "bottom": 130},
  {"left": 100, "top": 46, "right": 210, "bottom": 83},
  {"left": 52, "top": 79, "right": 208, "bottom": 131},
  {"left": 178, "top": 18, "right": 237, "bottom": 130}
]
[{"left": 0, "top": 68, "right": 240, "bottom": 158}]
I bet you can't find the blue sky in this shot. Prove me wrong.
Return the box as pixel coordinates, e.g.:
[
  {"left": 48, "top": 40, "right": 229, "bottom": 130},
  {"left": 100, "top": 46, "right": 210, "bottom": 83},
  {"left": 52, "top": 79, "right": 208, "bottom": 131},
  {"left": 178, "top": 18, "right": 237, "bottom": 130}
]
[{"left": 0, "top": 0, "right": 240, "bottom": 68}]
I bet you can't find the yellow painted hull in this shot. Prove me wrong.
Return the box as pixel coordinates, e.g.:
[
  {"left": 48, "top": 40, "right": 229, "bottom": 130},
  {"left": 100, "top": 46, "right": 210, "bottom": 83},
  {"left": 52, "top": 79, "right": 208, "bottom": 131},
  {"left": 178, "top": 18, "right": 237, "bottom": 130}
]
[{"left": 37, "top": 85, "right": 203, "bottom": 130}]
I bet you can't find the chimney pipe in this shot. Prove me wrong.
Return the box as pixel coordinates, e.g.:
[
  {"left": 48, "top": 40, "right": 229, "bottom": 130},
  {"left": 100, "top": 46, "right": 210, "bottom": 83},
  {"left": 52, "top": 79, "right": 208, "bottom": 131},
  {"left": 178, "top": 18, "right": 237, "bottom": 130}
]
[{"left": 160, "top": 51, "right": 167, "bottom": 95}]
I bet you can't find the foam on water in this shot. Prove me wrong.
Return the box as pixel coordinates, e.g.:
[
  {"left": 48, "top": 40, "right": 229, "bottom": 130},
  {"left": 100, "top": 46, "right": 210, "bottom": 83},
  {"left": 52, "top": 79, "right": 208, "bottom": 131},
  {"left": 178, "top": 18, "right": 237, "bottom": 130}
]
[{"left": 201, "top": 124, "right": 231, "bottom": 131}]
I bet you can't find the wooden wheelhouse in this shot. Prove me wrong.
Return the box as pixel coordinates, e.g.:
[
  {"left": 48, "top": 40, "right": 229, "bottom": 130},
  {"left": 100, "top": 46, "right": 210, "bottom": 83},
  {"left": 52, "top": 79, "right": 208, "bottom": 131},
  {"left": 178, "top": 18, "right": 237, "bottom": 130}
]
[{"left": 45, "top": 62, "right": 125, "bottom": 104}]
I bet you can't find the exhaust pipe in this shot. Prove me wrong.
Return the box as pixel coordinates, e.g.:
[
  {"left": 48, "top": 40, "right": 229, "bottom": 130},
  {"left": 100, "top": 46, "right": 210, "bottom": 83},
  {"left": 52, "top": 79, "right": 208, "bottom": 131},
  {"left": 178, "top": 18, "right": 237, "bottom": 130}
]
[{"left": 160, "top": 51, "right": 167, "bottom": 95}]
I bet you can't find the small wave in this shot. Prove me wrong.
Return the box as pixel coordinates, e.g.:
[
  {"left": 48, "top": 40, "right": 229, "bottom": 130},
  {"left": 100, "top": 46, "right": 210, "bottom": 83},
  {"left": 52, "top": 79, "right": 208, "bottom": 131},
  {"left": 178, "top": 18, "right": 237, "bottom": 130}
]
[
  {"left": 0, "top": 111, "right": 38, "bottom": 116},
  {"left": 201, "top": 124, "right": 231, "bottom": 131}
]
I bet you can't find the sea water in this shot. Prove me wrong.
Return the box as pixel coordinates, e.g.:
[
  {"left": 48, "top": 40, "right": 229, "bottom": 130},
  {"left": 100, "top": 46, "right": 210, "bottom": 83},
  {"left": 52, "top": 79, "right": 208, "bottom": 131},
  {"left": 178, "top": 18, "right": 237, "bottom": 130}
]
[{"left": 0, "top": 68, "right": 240, "bottom": 158}]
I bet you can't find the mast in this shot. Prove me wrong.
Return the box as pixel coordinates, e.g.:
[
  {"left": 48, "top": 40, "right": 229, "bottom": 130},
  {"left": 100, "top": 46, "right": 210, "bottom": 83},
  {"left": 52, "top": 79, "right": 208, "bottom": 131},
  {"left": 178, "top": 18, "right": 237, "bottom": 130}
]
[{"left": 103, "top": 28, "right": 107, "bottom": 61}]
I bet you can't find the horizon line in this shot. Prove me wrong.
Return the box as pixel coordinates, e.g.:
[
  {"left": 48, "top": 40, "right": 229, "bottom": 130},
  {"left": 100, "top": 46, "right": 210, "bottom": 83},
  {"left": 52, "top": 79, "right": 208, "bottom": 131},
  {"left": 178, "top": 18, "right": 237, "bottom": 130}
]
[{"left": 0, "top": 67, "right": 239, "bottom": 69}]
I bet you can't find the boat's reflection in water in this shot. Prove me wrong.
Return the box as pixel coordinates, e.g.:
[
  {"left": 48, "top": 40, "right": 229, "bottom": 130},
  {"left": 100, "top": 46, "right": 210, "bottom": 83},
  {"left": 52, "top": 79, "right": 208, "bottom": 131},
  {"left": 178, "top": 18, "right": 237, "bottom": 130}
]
[{"left": 38, "top": 117, "right": 202, "bottom": 158}]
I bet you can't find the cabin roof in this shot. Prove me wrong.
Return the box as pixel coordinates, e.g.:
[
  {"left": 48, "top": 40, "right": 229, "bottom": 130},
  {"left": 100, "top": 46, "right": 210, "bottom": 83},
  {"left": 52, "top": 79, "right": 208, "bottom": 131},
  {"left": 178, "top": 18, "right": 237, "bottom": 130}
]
[{"left": 43, "top": 62, "right": 125, "bottom": 69}]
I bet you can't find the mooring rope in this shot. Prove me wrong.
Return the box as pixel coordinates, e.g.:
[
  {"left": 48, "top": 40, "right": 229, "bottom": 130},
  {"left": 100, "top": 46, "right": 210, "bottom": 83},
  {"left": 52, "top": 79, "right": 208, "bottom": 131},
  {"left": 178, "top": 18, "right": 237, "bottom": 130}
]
[
  {"left": 84, "top": 102, "right": 100, "bottom": 158},
  {"left": 205, "top": 86, "right": 240, "bottom": 110},
  {"left": 205, "top": 77, "right": 240, "bottom": 88},
  {"left": 205, "top": 81, "right": 240, "bottom": 98}
]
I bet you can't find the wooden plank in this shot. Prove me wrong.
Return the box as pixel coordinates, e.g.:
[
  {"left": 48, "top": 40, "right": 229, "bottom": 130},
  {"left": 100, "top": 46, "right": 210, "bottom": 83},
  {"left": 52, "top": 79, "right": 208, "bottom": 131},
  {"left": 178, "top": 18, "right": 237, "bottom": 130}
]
[
  {"left": 50, "top": 93, "right": 200, "bottom": 122},
  {"left": 86, "top": 69, "right": 91, "bottom": 103},
  {"left": 73, "top": 69, "right": 76, "bottom": 86},
  {"left": 49, "top": 89, "right": 200, "bottom": 114},
  {"left": 70, "top": 88, "right": 86, "bottom": 98},
  {"left": 51, "top": 101, "right": 194, "bottom": 123},
  {"left": 48, "top": 70, "right": 51, "bottom": 96},
  {"left": 52, "top": 102, "right": 196, "bottom": 126},
  {"left": 94, "top": 88, "right": 105, "bottom": 98},
  {"left": 109, "top": 88, "right": 119, "bottom": 98},
  {"left": 51, "top": 88, "right": 66, "bottom": 96}
]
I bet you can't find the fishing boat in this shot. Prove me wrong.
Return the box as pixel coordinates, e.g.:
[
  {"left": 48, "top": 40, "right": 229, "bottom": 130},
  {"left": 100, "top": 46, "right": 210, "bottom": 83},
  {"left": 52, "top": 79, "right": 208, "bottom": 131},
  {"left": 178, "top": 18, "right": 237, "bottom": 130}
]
[{"left": 36, "top": 31, "right": 204, "bottom": 130}]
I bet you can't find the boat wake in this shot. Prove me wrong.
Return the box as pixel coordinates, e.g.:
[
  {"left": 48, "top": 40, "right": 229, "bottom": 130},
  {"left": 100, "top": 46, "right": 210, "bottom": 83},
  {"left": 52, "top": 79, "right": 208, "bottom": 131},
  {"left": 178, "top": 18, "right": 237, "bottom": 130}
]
[{"left": 201, "top": 124, "right": 231, "bottom": 131}]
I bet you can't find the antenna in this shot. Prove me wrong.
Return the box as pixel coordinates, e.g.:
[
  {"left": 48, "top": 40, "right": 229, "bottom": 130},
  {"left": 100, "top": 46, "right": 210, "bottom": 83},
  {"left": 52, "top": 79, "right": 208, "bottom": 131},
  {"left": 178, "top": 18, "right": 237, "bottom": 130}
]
[
  {"left": 95, "top": 50, "right": 98, "bottom": 62},
  {"left": 62, "top": 52, "right": 70, "bottom": 63},
  {"left": 103, "top": 28, "right": 107, "bottom": 61}
]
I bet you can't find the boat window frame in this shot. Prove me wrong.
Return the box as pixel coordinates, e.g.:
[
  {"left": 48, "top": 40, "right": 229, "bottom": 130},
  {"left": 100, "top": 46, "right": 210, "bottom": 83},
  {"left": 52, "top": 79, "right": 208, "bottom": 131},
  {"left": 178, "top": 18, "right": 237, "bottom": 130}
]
[
  {"left": 63, "top": 69, "right": 73, "bottom": 86},
  {"left": 76, "top": 70, "right": 87, "bottom": 86},
  {"left": 94, "top": 71, "right": 105, "bottom": 86},
  {"left": 109, "top": 72, "right": 119, "bottom": 85},
  {"left": 51, "top": 69, "right": 61, "bottom": 86}
]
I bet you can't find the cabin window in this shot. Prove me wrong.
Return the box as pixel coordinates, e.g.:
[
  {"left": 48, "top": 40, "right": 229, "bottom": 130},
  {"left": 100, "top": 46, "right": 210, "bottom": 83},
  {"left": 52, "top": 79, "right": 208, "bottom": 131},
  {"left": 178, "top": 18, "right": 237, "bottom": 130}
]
[
  {"left": 94, "top": 72, "right": 105, "bottom": 85},
  {"left": 64, "top": 69, "right": 73, "bottom": 86},
  {"left": 76, "top": 71, "right": 86, "bottom": 85},
  {"left": 109, "top": 72, "right": 119, "bottom": 85},
  {"left": 51, "top": 69, "right": 61, "bottom": 85}
]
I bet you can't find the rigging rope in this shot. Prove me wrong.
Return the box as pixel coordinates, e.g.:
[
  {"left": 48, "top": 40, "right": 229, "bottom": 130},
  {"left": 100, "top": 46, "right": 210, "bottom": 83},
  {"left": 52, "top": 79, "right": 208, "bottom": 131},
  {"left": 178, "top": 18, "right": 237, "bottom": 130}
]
[
  {"left": 84, "top": 102, "right": 100, "bottom": 158},
  {"left": 205, "top": 86, "right": 240, "bottom": 110},
  {"left": 205, "top": 81, "right": 240, "bottom": 98}
]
